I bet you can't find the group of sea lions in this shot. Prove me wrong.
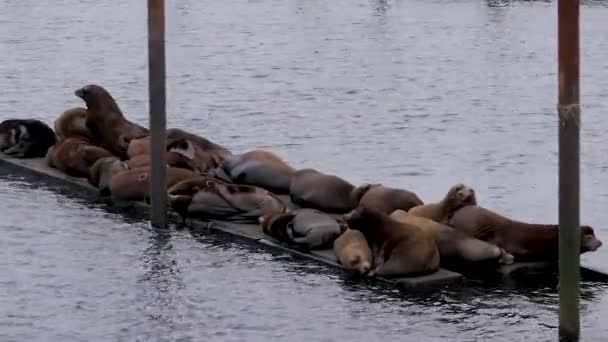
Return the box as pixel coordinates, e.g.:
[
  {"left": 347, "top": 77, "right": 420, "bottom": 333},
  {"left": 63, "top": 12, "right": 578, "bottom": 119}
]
[{"left": 0, "top": 83, "right": 603, "bottom": 279}]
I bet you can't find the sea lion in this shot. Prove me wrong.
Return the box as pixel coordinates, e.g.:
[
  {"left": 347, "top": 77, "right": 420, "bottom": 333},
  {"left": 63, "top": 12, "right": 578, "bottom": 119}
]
[
  {"left": 168, "top": 180, "right": 286, "bottom": 224},
  {"left": 87, "top": 156, "right": 129, "bottom": 195},
  {"left": 390, "top": 209, "right": 514, "bottom": 267},
  {"left": 343, "top": 206, "right": 440, "bottom": 278},
  {"left": 212, "top": 149, "right": 296, "bottom": 194},
  {"left": 108, "top": 166, "right": 199, "bottom": 203},
  {"left": 74, "top": 84, "right": 148, "bottom": 159},
  {"left": 46, "top": 136, "right": 113, "bottom": 178},
  {"left": 258, "top": 208, "right": 346, "bottom": 250},
  {"left": 126, "top": 150, "right": 197, "bottom": 171},
  {"left": 0, "top": 119, "right": 56, "bottom": 158},
  {"left": 166, "top": 176, "right": 230, "bottom": 197},
  {"left": 358, "top": 184, "right": 424, "bottom": 214},
  {"left": 289, "top": 168, "right": 374, "bottom": 213},
  {"left": 407, "top": 183, "right": 477, "bottom": 224},
  {"left": 333, "top": 229, "right": 373, "bottom": 277},
  {"left": 54, "top": 107, "right": 91, "bottom": 141},
  {"left": 448, "top": 205, "right": 603, "bottom": 262}
]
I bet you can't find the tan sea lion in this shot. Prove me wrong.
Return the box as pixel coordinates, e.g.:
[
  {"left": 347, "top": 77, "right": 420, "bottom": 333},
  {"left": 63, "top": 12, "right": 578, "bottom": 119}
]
[
  {"left": 126, "top": 151, "right": 197, "bottom": 171},
  {"left": 358, "top": 184, "right": 423, "bottom": 214},
  {"left": 343, "top": 206, "right": 440, "bottom": 278},
  {"left": 108, "top": 166, "right": 199, "bottom": 202},
  {"left": 54, "top": 107, "right": 91, "bottom": 141},
  {"left": 407, "top": 183, "right": 477, "bottom": 224},
  {"left": 47, "top": 136, "right": 113, "bottom": 178},
  {"left": 448, "top": 205, "right": 603, "bottom": 262},
  {"left": 211, "top": 149, "right": 297, "bottom": 194},
  {"left": 258, "top": 209, "right": 346, "bottom": 250},
  {"left": 74, "top": 84, "right": 149, "bottom": 159},
  {"left": 87, "top": 156, "right": 129, "bottom": 195},
  {"left": 333, "top": 229, "right": 373, "bottom": 277},
  {"left": 289, "top": 168, "right": 374, "bottom": 213},
  {"left": 0, "top": 119, "right": 56, "bottom": 158},
  {"left": 390, "top": 209, "right": 514, "bottom": 267}
]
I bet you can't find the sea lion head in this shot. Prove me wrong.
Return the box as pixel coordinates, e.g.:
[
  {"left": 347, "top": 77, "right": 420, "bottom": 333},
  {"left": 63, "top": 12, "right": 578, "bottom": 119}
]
[
  {"left": 580, "top": 225, "right": 602, "bottom": 253},
  {"left": 351, "top": 182, "right": 381, "bottom": 203},
  {"left": 446, "top": 183, "right": 477, "bottom": 208},
  {"left": 342, "top": 206, "right": 377, "bottom": 233},
  {"left": 344, "top": 253, "right": 372, "bottom": 276},
  {"left": 75, "top": 84, "right": 121, "bottom": 113},
  {"left": 167, "top": 194, "right": 193, "bottom": 219}
]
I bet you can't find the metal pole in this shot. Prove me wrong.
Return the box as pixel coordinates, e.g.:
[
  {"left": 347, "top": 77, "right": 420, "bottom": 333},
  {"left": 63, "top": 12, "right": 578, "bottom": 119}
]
[
  {"left": 558, "top": 0, "right": 581, "bottom": 340},
  {"left": 147, "top": 0, "right": 168, "bottom": 228}
]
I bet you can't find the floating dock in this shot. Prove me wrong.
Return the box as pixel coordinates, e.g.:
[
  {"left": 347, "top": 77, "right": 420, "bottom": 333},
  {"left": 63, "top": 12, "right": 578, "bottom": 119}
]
[{"left": 0, "top": 153, "right": 606, "bottom": 291}]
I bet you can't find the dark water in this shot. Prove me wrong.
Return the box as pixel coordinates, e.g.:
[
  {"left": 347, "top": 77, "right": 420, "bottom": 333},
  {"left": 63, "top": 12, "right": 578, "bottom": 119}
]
[{"left": 1, "top": 0, "right": 608, "bottom": 340}]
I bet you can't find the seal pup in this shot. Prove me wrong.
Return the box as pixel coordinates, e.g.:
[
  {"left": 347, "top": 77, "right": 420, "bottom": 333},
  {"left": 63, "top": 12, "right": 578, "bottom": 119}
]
[
  {"left": 390, "top": 209, "right": 514, "bottom": 267},
  {"left": 212, "top": 149, "right": 297, "bottom": 194},
  {"left": 87, "top": 156, "right": 129, "bottom": 195},
  {"left": 54, "top": 107, "right": 91, "bottom": 141},
  {"left": 333, "top": 229, "right": 373, "bottom": 277},
  {"left": 358, "top": 184, "right": 423, "bottom": 214},
  {"left": 45, "top": 136, "right": 112, "bottom": 177},
  {"left": 0, "top": 119, "right": 56, "bottom": 158},
  {"left": 74, "top": 84, "right": 149, "bottom": 159},
  {"left": 343, "top": 206, "right": 440, "bottom": 278},
  {"left": 289, "top": 168, "right": 374, "bottom": 213},
  {"left": 108, "top": 166, "right": 199, "bottom": 203},
  {"left": 407, "top": 183, "right": 477, "bottom": 224},
  {"left": 448, "top": 205, "right": 603, "bottom": 262},
  {"left": 258, "top": 209, "right": 346, "bottom": 250}
]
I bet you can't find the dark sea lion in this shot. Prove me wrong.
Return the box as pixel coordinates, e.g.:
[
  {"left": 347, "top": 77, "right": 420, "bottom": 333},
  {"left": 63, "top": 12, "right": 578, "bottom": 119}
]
[
  {"left": 54, "top": 107, "right": 91, "bottom": 141},
  {"left": 390, "top": 209, "right": 514, "bottom": 267},
  {"left": 343, "top": 206, "right": 440, "bottom": 278},
  {"left": 87, "top": 156, "right": 129, "bottom": 195},
  {"left": 289, "top": 168, "right": 374, "bottom": 213},
  {"left": 168, "top": 180, "right": 286, "bottom": 224},
  {"left": 448, "top": 205, "right": 603, "bottom": 262},
  {"left": 358, "top": 184, "right": 424, "bottom": 214},
  {"left": 74, "top": 84, "right": 149, "bottom": 159},
  {"left": 258, "top": 208, "right": 346, "bottom": 250},
  {"left": 333, "top": 229, "right": 373, "bottom": 277},
  {"left": 46, "top": 136, "right": 113, "bottom": 178},
  {"left": 108, "top": 166, "right": 199, "bottom": 202},
  {"left": 213, "top": 149, "right": 296, "bottom": 194},
  {"left": 0, "top": 119, "right": 56, "bottom": 158},
  {"left": 408, "top": 183, "right": 477, "bottom": 224}
]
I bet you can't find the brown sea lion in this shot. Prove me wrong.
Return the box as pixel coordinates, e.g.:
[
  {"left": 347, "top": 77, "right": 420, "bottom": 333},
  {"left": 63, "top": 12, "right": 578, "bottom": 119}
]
[
  {"left": 108, "top": 166, "right": 199, "bottom": 203},
  {"left": 87, "top": 156, "right": 129, "bottom": 195},
  {"left": 408, "top": 183, "right": 477, "bottom": 224},
  {"left": 448, "top": 205, "right": 603, "bottom": 262},
  {"left": 47, "top": 136, "right": 113, "bottom": 178},
  {"left": 289, "top": 168, "right": 374, "bottom": 213},
  {"left": 168, "top": 180, "right": 286, "bottom": 224},
  {"left": 0, "top": 119, "right": 56, "bottom": 158},
  {"left": 166, "top": 176, "right": 229, "bottom": 197},
  {"left": 333, "top": 229, "right": 373, "bottom": 277},
  {"left": 212, "top": 149, "right": 296, "bottom": 194},
  {"left": 390, "top": 209, "right": 514, "bottom": 267},
  {"left": 358, "top": 184, "right": 424, "bottom": 214},
  {"left": 258, "top": 209, "right": 346, "bottom": 250},
  {"left": 126, "top": 150, "right": 197, "bottom": 171},
  {"left": 74, "top": 84, "right": 149, "bottom": 159},
  {"left": 343, "top": 206, "right": 440, "bottom": 278},
  {"left": 54, "top": 107, "right": 91, "bottom": 141}
]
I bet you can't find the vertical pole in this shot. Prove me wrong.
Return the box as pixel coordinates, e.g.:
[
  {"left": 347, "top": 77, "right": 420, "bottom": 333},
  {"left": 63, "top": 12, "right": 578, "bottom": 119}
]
[
  {"left": 558, "top": 0, "right": 581, "bottom": 340},
  {"left": 147, "top": 0, "right": 168, "bottom": 228}
]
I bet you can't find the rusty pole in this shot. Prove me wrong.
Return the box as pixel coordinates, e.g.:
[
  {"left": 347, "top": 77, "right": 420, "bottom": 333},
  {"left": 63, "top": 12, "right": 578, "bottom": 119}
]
[
  {"left": 557, "top": 0, "right": 581, "bottom": 340},
  {"left": 147, "top": 0, "right": 168, "bottom": 228}
]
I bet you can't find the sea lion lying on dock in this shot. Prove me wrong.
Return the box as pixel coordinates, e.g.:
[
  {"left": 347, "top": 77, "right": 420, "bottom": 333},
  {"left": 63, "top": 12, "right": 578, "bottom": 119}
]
[
  {"left": 358, "top": 184, "right": 423, "bottom": 214},
  {"left": 168, "top": 180, "right": 286, "bottom": 224},
  {"left": 390, "top": 209, "right": 514, "bottom": 267},
  {"left": 87, "top": 156, "right": 129, "bottom": 195},
  {"left": 212, "top": 149, "right": 296, "bottom": 194},
  {"left": 448, "top": 205, "right": 603, "bottom": 262},
  {"left": 259, "top": 208, "right": 346, "bottom": 250},
  {"left": 289, "top": 168, "right": 373, "bottom": 213},
  {"left": 75, "top": 84, "right": 148, "bottom": 159},
  {"left": 0, "top": 119, "right": 56, "bottom": 158},
  {"left": 126, "top": 150, "right": 197, "bottom": 171},
  {"left": 46, "top": 137, "right": 113, "bottom": 178},
  {"left": 408, "top": 183, "right": 477, "bottom": 224},
  {"left": 333, "top": 229, "right": 373, "bottom": 277},
  {"left": 343, "top": 206, "right": 440, "bottom": 278},
  {"left": 54, "top": 107, "right": 91, "bottom": 141},
  {"left": 108, "top": 166, "right": 199, "bottom": 203}
]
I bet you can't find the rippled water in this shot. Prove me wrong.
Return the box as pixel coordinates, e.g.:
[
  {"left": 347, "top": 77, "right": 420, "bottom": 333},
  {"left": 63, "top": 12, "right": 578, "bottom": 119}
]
[{"left": 1, "top": 0, "right": 608, "bottom": 340}]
